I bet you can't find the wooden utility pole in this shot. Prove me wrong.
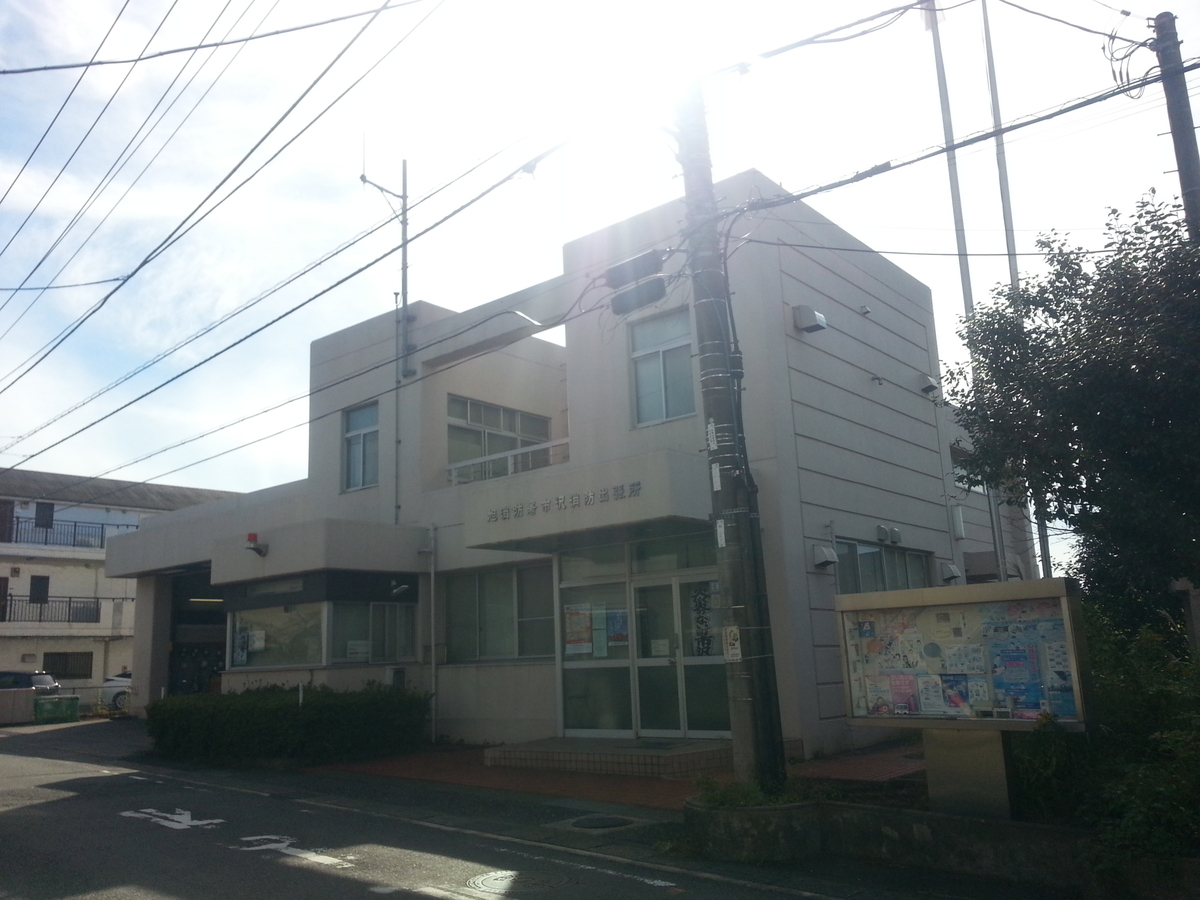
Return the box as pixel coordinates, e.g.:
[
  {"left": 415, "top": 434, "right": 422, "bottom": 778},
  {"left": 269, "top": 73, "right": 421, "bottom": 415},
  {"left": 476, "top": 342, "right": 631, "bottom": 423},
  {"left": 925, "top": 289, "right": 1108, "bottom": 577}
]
[
  {"left": 676, "top": 83, "right": 786, "bottom": 790},
  {"left": 1153, "top": 12, "right": 1200, "bottom": 240}
]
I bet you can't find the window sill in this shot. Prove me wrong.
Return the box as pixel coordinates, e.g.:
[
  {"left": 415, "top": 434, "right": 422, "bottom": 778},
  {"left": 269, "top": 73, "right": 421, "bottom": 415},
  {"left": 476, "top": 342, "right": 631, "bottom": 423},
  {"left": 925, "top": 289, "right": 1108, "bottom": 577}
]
[
  {"left": 633, "top": 412, "right": 696, "bottom": 429},
  {"left": 341, "top": 482, "right": 379, "bottom": 494},
  {"left": 440, "top": 657, "right": 555, "bottom": 667}
]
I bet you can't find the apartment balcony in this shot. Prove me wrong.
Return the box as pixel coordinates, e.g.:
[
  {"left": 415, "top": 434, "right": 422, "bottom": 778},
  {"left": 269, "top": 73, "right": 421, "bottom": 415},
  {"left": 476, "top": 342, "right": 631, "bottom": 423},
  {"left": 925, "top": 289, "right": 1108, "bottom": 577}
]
[
  {"left": 0, "top": 516, "right": 137, "bottom": 549},
  {"left": 446, "top": 438, "right": 569, "bottom": 485},
  {"left": 0, "top": 595, "right": 116, "bottom": 623}
]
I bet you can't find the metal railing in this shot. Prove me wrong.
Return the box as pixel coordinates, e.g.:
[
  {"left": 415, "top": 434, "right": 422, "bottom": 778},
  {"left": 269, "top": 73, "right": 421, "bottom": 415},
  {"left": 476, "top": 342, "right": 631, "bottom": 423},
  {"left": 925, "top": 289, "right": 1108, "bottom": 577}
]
[
  {"left": 446, "top": 438, "right": 569, "bottom": 485},
  {"left": 0, "top": 596, "right": 130, "bottom": 623},
  {"left": 0, "top": 516, "right": 137, "bottom": 549}
]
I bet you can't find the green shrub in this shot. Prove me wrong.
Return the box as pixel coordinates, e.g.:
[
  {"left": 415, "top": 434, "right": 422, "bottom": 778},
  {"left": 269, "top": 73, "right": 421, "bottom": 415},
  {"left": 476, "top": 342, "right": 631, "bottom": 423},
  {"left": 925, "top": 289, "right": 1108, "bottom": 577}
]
[{"left": 145, "top": 684, "right": 429, "bottom": 765}]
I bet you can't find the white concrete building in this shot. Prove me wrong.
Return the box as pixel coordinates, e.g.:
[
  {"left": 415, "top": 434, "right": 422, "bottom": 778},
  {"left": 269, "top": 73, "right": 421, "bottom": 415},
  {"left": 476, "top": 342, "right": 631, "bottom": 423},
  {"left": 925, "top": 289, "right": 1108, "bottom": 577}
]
[
  {"left": 107, "top": 171, "right": 1031, "bottom": 756},
  {"left": 0, "top": 470, "right": 237, "bottom": 704}
]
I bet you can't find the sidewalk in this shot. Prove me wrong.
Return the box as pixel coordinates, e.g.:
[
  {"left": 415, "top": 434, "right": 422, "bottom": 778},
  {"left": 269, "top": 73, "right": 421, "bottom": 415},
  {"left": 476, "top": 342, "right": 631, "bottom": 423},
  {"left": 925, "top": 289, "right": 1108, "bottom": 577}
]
[{"left": 324, "top": 736, "right": 926, "bottom": 811}]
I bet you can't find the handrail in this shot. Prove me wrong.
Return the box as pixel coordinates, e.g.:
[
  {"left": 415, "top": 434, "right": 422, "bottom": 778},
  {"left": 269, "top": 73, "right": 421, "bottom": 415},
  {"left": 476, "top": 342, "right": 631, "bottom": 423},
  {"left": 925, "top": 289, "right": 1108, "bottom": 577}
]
[{"left": 446, "top": 438, "right": 569, "bottom": 485}]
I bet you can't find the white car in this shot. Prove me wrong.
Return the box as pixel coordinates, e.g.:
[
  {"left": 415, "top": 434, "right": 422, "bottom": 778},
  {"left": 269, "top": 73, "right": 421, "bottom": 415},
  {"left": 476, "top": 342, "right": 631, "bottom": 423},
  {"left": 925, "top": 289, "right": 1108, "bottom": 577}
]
[{"left": 100, "top": 673, "right": 131, "bottom": 710}]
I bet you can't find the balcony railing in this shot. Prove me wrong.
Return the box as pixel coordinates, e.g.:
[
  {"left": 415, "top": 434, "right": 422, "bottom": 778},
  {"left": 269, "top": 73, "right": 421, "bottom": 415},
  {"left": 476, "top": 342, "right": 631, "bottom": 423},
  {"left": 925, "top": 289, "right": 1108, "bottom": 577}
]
[
  {"left": 0, "top": 596, "right": 128, "bottom": 623},
  {"left": 0, "top": 516, "right": 137, "bottom": 549},
  {"left": 446, "top": 438, "right": 569, "bottom": 485}
]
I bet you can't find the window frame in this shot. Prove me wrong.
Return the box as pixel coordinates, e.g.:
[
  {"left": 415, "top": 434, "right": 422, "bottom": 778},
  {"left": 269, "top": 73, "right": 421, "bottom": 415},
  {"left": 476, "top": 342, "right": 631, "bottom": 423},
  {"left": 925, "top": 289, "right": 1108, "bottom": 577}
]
[
  {"left": 629, "top": 307, "right": 696, "bottom": 426},
  {"left": 834, "top": 539, "right": 933, "bottom": 594},
  {"left": 42, "top": 651, "right": 93, "bottom": 680},
  {"left": 33, "top": 502, "right": 54, "bottom": 529},
  {"left": 329, "top": 601, "right": 417, "bottom": 664},
  {"left": 446, "top": 395, "right": 551, "bottom": 482},
  {"left": 343, "top": 402, "right": 380, "bottom": 491},
  {"left": 444, "top": 565, "right": 555, "bottom": 663},
  {"left": 28, "top": 574, "right": 49, "bottom": 604}
]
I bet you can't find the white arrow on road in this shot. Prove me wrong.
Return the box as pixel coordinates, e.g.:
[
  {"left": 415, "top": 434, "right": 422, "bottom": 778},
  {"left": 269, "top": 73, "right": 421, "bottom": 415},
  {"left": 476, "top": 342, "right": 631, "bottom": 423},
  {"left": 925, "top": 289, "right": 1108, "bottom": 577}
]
[
  {"left": 238, "top": 835, "right": 354, "bottom": 868},
  {"left": 120, "top": 808, "right": 225, "bottom": 830}
]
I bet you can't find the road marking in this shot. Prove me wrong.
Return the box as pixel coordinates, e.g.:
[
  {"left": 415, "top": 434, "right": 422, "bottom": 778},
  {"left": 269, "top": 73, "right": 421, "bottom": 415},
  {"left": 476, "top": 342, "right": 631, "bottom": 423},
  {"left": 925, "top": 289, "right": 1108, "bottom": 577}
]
[
  {"left": 238, "top": 835, "right": 354, "bottom": 868},
  {"left": 295, "top": 798, "right": 852, "bottom": 899},
  {"left": 120, "top": 808, "right": 224, "bottom": 830},
  {"left": 491, "top": 847, "right": 671, "bottom": 887}
]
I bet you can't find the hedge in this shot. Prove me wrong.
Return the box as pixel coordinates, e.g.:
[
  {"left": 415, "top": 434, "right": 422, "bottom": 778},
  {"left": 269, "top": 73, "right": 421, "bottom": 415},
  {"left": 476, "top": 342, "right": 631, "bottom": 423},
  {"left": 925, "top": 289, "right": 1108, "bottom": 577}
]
[{"left": 145, "top": 685, "right": 430, "bottom": 765}]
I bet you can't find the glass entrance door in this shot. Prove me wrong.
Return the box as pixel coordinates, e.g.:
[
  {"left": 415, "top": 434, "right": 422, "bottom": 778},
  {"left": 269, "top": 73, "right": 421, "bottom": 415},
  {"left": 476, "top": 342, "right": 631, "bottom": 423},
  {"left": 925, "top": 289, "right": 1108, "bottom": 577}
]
[
  {"left": 634, "top": 578, "right": 730, "bottom": 737},
  {"left": 560, "top": 571, "right": 730, "bottom": 738}
]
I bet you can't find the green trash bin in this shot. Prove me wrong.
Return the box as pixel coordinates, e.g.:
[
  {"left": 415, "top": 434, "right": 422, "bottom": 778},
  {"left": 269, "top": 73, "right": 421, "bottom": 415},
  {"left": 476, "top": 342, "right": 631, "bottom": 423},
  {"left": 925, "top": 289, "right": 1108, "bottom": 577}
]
[{"left": 34, "top": 695, "right": 80, "bottom": 724}]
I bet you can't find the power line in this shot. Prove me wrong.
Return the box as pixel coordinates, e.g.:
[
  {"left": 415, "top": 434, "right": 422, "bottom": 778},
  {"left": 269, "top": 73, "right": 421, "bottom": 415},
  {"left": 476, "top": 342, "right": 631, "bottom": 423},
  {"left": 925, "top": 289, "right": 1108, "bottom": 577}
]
[
  {"left": 733, "top": 60, "right": 1200, "bottom": 215},
  {"left": 0, "top": 1, "right": 429, "bottom": 76},
  {"left": 0, "top": 139, "right": 543, "bottom": 454},
  {"left": 0, "top": 0, "right": 181, "bottom": 295},
  {"left": 0, "top": 0, "right": 250, "bottom": 342},
  {"left": 0, "top": 1, "right": 130, "bottom": 214},
  {"left": 735, "top": 235, "right": 1119, "bottom": 257},
  {"left": 0, "top": 0, "right": 410, "bottom": 397},
  {"left": 0, "top": 143, "right": 565, "bottom": 475},
  {"left": 996, "top": 0, "right": 1148, "bottom": 46},
  {"left": 0, "top": 277, "right": 126, "bottom": 291},
  {"left": 0, "top": 0, "right": 287, "bottom": 367},
  {"left": 36, "top": 272, "right": 610, "bottom": 513}
]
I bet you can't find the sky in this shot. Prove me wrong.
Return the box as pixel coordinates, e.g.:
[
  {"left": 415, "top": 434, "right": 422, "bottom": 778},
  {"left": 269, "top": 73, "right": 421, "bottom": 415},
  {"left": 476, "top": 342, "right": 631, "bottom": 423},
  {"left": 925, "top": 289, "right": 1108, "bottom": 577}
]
[{"left": 0, "top": 0, "right": 1194, "bottom": 526}]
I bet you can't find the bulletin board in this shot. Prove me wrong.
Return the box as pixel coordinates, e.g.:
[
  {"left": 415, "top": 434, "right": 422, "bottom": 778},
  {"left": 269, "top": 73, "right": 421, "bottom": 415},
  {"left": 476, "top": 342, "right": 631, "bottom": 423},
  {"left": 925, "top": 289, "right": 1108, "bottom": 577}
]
[{"left": 836, "top": 578, "right": 1087, "bottom": 731}]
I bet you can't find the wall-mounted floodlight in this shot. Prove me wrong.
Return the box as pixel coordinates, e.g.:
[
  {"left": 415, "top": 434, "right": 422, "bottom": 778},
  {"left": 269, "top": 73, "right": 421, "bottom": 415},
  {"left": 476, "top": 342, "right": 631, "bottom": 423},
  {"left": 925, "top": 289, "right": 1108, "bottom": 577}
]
[
  {"left": 245, "top": 532, "right": 268, "bottom": 557},
  {"left": 941, "top": 563, "right": 963, "bottom": 582},
  {"left": 813, "top": 544, "right": 838, "bottom": 569},
  {"left": 793, "top": 305, "right": 827, "bottom": 333}
]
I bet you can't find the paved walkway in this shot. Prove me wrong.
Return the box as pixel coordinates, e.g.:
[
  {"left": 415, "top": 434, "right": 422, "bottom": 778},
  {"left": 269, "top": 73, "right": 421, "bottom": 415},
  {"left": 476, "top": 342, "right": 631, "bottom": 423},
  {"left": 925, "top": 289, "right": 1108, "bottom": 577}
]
[{"left": 325, "top": 738, "right": 925, "bottom": 811}]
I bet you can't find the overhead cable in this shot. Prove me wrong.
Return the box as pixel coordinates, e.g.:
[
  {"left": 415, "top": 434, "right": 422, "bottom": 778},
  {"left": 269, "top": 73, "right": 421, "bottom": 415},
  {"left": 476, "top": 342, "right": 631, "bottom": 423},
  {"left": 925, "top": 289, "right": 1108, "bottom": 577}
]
[
  {"left": 0, "top": 0, "right": 411, "bottom": 397},
  {"left": 0, "top": 143, "right": 564, "bottom": 475},
  {"left": 0, "top": 1, "right": 429, "bottom": 75}
]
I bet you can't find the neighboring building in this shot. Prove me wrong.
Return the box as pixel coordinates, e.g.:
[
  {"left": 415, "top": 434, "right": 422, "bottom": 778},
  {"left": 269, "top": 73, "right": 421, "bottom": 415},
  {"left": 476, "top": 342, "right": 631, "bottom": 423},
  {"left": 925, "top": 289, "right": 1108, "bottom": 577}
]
[
  {"left": 107, "top": 170, "right": 1032, "bottom": 756},
  {"left": 0, "top": 469, "right": 238, "bottom": 703}
]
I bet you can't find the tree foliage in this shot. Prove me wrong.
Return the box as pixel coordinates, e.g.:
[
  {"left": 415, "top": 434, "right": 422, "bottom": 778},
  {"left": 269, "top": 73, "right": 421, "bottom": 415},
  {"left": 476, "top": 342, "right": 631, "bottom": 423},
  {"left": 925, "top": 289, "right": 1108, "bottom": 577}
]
[{"left": 945, "top": 197, "right": 1200, "bottom": 638}]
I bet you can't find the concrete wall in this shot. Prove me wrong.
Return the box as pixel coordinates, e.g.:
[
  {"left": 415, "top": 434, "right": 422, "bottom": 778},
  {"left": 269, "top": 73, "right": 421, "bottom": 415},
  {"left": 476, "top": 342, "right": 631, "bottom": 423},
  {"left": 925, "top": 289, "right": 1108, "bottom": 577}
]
[{"left": 434, "top": 661, "right": 558, "bottom": 744}]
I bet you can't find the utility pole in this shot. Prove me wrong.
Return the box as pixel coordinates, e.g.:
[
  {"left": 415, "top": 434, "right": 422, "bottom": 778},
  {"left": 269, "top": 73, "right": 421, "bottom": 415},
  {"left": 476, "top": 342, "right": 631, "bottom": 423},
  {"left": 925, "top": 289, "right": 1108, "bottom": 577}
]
[
  {"left": 925, "top": 0, "right": 1009, "bottom": 580},
  {"left": 676, "top": 83, "right": 786, "bottom": 790},
  {"left": 981, "top": 0, "right": 1053, "bottom": 577},
  {"left": 1153, "top": 11, "right": 1200, "bottom": 241}
]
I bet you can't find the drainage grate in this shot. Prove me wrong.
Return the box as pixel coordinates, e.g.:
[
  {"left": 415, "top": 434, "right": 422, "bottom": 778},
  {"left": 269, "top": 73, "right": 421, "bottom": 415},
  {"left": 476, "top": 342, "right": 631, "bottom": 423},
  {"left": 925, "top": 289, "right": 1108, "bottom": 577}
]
[
  {"left": 570, "top": 815, "right": 635, "bottom": 829},
  {"left": 467, "top": 871, "right": 571, "bottom": 894}
]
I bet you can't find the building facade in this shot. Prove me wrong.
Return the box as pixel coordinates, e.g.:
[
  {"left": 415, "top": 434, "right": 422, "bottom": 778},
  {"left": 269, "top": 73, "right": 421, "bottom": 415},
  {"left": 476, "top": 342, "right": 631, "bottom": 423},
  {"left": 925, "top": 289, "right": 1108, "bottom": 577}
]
[
  {"left": 107, "top": 171, "right": 1032, "bottom": 756},
  {"left": 0, "top": 470, "right": 238, "bottom": 704}
]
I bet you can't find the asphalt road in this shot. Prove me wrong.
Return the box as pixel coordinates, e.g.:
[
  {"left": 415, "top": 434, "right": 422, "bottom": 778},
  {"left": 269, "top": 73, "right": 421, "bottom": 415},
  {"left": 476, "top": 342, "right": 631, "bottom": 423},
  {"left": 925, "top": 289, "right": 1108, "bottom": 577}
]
[{"left": 0, "top": 719, "right": 1075, "bottom": 900}]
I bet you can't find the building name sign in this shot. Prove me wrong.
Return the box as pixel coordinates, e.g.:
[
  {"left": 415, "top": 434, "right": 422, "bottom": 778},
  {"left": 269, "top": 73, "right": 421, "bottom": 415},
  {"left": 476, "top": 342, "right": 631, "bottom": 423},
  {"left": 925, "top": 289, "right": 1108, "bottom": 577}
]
[{"left": 486, "top": 481, "right": 644, "bottom": 524}]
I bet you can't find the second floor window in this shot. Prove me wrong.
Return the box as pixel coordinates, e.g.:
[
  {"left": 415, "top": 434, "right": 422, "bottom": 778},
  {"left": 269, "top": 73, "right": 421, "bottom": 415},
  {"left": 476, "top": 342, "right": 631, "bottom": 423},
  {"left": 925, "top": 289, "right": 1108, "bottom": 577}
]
[
  {"left": 631, "top": 307, "right": 695, "bottom": 425},
  {"left": 447, "top": 395, "right": 550, "bottom": 482},
  {"left": 344, "top": 403, "right": 379, "bottom": 490},
  {"left": 835, "top": 539, "right": 932, "bottom": 595}
]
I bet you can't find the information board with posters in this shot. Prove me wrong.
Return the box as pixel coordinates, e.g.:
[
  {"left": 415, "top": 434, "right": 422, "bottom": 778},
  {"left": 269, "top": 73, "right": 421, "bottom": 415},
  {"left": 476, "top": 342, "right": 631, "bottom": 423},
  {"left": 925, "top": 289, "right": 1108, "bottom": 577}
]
[{"left": 836, "top": 578, "right": 1087, "bottom": 731}]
